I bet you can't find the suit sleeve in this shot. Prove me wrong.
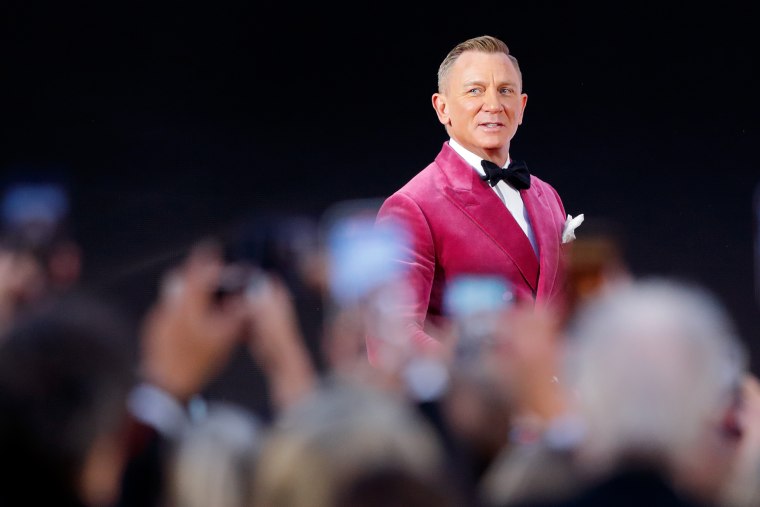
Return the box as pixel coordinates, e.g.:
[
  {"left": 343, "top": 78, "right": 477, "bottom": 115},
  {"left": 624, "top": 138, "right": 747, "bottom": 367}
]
[{"left": 371, "top": 191, "right": 442, "bottom": 360}]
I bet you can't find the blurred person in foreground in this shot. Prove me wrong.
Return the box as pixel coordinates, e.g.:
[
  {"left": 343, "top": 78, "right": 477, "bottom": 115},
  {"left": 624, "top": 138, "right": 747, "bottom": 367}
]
[
  {"left": 0, "top": 181, "right": 82, "bottom": 335},
  {"left": 436, "top": 274, "right": 527, "bottom": 487},
  {"left": 409, "top": 216, "right": 634, "bottom": 495},
  {"left": 374, "top": 34, "right": 583, "bottom": 363},
  {"left": 469, "top": 217, "right": 632, "bottom": 457},
  {"left": 317, "top": 204, "right": 488, "bottom": 498},
  {"left": 561, "top": 216, "right": 632, "bottom": 323},
  {"left": 0, "top": 292, "right": 135, "bottom": 507},
  {"left": 120, "top": 240, "right": 316, "bottom": 507},
  {"left": 481, "top": 277, "right": 750, "bottom": 507},
  {"left": 250, "top": 380, "right": 460, "bottom": 507},
  {"left": 720, "top": 373, "right": 760, "bottom": 507},
  {"left": 319, "top": 202, "right": 425, "bottom": 388},
  {"left": 167, "top": 402, "right": 264, "bottom": 507}
]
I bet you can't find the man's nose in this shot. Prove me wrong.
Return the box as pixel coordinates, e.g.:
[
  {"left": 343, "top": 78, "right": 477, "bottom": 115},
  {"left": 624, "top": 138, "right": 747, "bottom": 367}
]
[{"left": 482, "top": 87, "right": 502, "bottom": 111}]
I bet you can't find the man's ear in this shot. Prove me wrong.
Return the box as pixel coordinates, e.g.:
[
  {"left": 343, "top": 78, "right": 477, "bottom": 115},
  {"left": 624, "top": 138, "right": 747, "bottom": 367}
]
[
  {"left": 432, "top": 93, "right": 449, "bottom": 126},
  {"left": 517, "top": 93, "right": 528, "bottom": 126}
]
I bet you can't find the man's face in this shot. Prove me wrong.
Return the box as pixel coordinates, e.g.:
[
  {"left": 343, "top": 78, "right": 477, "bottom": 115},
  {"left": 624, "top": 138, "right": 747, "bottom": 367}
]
[{"left": 432, "top": 51, "right": 527, "bottom": 162}]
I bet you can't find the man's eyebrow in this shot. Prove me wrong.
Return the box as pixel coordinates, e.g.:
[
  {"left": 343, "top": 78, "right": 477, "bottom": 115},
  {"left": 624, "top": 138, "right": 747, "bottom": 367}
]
[{"left": 461, "top": 79, "right": 519, "bottom": 87}]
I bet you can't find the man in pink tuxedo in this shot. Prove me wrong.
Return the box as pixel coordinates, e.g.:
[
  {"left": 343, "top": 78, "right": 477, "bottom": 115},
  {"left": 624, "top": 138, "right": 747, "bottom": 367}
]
[{"left": 374, "top": 35, "right": 573, "bottom": 359}]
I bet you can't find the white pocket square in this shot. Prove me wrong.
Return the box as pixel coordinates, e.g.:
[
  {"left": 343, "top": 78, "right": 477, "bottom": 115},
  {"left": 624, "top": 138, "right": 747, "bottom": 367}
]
[{"left": 562, "top": 213, "right": 584, "bottom": 244}]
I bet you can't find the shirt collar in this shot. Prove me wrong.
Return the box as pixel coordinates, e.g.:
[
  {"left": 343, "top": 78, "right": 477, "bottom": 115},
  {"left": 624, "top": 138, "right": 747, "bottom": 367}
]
[{"left": 448, "top": 138, "right": 510, "bottom": 177}]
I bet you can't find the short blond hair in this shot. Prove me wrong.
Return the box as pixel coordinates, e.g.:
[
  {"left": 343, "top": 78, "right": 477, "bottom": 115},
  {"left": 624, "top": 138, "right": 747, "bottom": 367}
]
[{"left": 437, "top": 35, "right": 522, "bottom": 93}]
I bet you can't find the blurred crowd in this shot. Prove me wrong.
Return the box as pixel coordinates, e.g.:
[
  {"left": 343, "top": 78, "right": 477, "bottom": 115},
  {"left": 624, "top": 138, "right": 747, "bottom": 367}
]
[{"left": 1, "top": 182, "right": 760, "bottom": 507}]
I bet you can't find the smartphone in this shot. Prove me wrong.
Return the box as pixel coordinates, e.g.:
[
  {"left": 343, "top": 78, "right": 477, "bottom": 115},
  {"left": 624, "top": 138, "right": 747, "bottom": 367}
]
[
  {"left": 323, "top": 203, "right": 411, "bottom": 306},
  {"left": 213, "top": 262, "right": 266, "bottom": 302},
  {"left": 443, "top": 274, "right": 514, "bottom": 363}
]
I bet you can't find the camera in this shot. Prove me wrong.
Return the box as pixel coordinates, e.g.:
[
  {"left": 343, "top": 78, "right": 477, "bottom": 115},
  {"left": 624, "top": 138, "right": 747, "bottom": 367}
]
[{"left": 212, "top": 262, "right": 268, "bottom": 302}]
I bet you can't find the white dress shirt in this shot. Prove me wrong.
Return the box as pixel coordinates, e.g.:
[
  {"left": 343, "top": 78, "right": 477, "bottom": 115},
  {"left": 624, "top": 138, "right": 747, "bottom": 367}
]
[
  {"left": 128, "top": 382, "right": 208, "bottom": 438},
  {"left": 449, "top": 138, "right": 538, "bottom": 255}
]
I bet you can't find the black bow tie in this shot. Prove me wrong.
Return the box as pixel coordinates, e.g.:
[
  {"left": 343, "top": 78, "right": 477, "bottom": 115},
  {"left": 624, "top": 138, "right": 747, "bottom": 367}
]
[{"left": 480, "top": 159, "right": 531, "bottom": 190}]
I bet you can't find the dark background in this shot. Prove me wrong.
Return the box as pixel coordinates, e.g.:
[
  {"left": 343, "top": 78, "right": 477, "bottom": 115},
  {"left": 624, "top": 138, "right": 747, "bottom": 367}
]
[{"left": 2, "top": 3, "right": 759, "bottom": 374}]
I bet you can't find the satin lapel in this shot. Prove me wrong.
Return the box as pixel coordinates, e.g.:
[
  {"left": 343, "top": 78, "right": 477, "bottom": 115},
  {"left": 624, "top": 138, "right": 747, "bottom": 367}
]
[
  {"left": 436, "top": 145, "right": 539, "bottom": 292},
  {"left": 521, "top": 184, "right": 559, "bottom": 299}
]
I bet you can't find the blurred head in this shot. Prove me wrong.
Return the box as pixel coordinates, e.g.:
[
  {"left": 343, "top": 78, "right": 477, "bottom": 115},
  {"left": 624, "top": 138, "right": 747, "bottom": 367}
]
[
  {"left": 433, "top": 35, "right": 527, "bottom": 165},
  {"left": 251, "top": 380, "right": 448, "bottom": 507},
  {"left": 562, "top": 278, "right": 747, "bottom": 497},
  {"left": 562, "top": 217, "right": 632, "bottom": 322},
  {"left": 169, "top": 402, "right": 263, "bottom": 507},
  {"left": 0, "top": 181, "right": 82, "bottom": 293},
  {"left": 0, "top": 292, "right": 135, "bottom": 506}
]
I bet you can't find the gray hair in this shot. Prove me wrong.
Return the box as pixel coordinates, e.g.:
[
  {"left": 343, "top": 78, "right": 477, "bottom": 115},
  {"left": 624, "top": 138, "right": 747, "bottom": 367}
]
[
  {"left": 170, "top": 403, "right": 264, "bottom": 507},
  {"left": 562, "top": 277, "right": 747, "bottom": 468},
  {"left": 437, "top": 35, "right": 522, "bottom": 93},
  {"left": 251, "top": 380, "right": 445, "bottom": 507}
]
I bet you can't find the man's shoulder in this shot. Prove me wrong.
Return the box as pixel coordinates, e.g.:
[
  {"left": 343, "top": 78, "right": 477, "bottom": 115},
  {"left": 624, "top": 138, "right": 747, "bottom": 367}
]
[{"left": 375, "top": 159, "right": 448, "bottom": 226}]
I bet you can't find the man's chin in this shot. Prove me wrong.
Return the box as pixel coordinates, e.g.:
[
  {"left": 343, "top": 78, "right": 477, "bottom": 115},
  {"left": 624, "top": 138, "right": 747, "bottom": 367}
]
[
  {"left": 477, "top": 141, "right": 509, "bottom": 154},
  {"left": 474, "top": 133, "right": 510, "bottom": 149}
]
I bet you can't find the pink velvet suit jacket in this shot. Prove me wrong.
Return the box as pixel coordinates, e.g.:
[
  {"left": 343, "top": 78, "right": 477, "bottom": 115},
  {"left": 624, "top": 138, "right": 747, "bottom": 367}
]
[{"left": 373, "top": 141, "right": 568, "bottom": 355}]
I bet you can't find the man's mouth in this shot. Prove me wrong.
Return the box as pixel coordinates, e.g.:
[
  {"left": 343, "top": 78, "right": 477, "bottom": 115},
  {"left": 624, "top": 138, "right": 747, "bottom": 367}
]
[{"left": 480, "top": 122, "right": 504, "bottom": 128}]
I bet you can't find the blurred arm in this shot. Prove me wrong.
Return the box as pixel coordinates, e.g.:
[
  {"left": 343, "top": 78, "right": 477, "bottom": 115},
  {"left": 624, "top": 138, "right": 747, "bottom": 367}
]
[
  {"left": 133, "top": 241, "right": 247, "bottom": 435},
  {"left": 244, "top": 273, "right": 317, "bottom": 413}
]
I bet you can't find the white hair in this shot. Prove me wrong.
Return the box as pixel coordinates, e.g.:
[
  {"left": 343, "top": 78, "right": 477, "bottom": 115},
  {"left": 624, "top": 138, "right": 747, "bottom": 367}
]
[
  {"left": 170, "top": 402, "right": 264, "bottom": 507},
  {"left": 562, "top": 277, "right": 747, "bottom": 469},
  {"left": 251, "top": 380, "right": 445, "bottom": 507}
]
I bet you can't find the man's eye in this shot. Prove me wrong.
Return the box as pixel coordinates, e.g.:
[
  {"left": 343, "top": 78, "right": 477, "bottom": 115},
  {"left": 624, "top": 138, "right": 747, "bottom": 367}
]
[
  {"left": 468, "top": 88, "right": 482, "bottom": 95},
  {"left": 500, "top": 87, "right": 514, "bottom": 95}
]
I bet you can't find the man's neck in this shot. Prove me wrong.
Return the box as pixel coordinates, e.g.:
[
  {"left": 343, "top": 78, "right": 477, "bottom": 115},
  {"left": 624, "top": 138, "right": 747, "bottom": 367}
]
[{"left": 448, "top": 138, "right": 510, "bottom": 170}]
